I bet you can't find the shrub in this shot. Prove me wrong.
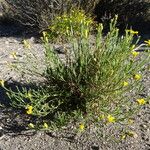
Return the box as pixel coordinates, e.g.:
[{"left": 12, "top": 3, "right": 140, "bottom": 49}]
[
  {"left": 0, "top": 0, "right": 12, "bottom": 23},
  {"left": 1, "top": 11, "right": 149, "bottom": 132},
  {"left": 2, "top": 0, "right": 99, "bottom": 32},
  {"left": 94, "top": 0, "right": 150, "bottom": 30},
  {"left": 45, "top": 9, "right": 94, "bottom": 42}
]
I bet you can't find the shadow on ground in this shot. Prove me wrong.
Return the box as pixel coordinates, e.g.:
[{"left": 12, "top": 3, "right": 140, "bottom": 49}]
[
  {"left": 0, "top": 80, "right": 40, "bottom": 136},
  {"left": 0, "top": 18, "right": 40, "bottom": 38},
  {"left": 0, "top": 80, "right": 78, "bottom": 141}
]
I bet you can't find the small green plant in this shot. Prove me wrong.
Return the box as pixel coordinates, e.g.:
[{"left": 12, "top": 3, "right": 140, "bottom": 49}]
[
  {"left": 1, "top": 12, "right": 149, "bottom": 134},
  {"left": 45, "top": 9, "right": 94, "bottom": 42}
]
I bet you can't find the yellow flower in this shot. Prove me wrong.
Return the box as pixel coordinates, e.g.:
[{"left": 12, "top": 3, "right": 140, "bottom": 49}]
[
  {"left": 26, "top": 105, "right": 33, "bottom": 114},
  {"left": 10, "top": 52, "right": 17, "bottom": 59},
  {"left": 43, "top": 123, "right": 48, "bottom": 129},
  {"left": 144, "top": 39, "right": 150, "bottom": 46},
  {"left": 123, "top": 81, "right": 129, "bottom": 87},
  {"left": 26, "top": 109, "right": 32, "bottom": 115},
  {"left": 137, "top": 98, "right": 146, "bottom": 105},
  {"left": 28, "top": 123, "right": 34, "bottom": 128},
  {"left": 0, "top": 80, "right": 5, "bottom": 87},
  {"left": 79, "top": 123, "right": 85, "bottom": 131},
  {"left": 134, "top": 74, "right": 142, "bottom": 80},
  {"left": 126, "top": 29, "right": 138, "bottom": 35},
  {"left": 107, "top": 115, "right": 115, "bottom": 123},
  {"left": 131, "top": 51, "right": 139, "bottom": 57},
  {"left": 23, "top": 39, "right": 31, "bottom": 49}
]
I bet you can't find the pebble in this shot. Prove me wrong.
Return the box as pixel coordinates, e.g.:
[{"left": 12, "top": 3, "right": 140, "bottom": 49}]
[
  {"left": 140, "top": 124, "right": 147, "bottom": 129},
  {"left": 5, "top": 41, "right": 9, "bottom": 45},
  {"left": 30, "top": 37, "right": 35, "bottom": 43}
]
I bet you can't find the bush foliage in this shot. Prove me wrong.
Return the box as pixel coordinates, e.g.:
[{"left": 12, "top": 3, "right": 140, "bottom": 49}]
[
  {"left": 1, "top": 0, "right": 150, "bottom": 33},
  {"left": 45, "top": 9, "right": 94, "bottom": 42},
  {"left": 95, "top": 0, "right": 150, "bottom": 29},
  {"left": 2, "top": 0, "right": 99, "bottom": 31}
]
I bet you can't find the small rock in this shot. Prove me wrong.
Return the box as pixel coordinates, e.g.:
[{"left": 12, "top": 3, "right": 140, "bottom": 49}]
[
  {"left": 54, "top": 46, "right": 65, "bottom": 54},
  {"left": 30, "top": 37, "right": 35, "bottom": 43},
  {"left": 91, "top": 144, "right": 99, "bottom": 150},
  {"left": 13, "top": 39, "right": 19, "bottom": 43},
  {"left": 5, "top": 41, "right": 9, "bottom": 45},
  {"left": 140, "top": 124, "right": 147, "bottom": 129}
]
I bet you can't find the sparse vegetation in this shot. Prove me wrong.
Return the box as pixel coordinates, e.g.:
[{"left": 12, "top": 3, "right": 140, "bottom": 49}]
[
  {"left": 1, "top": 11, "right": 149, "bottom": 134},
  {"left": 0, "top": 1, "right": 150, "bottom": 148},
  {"left": 1, "top": 0, "right": 99, "bottom": 31}
]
